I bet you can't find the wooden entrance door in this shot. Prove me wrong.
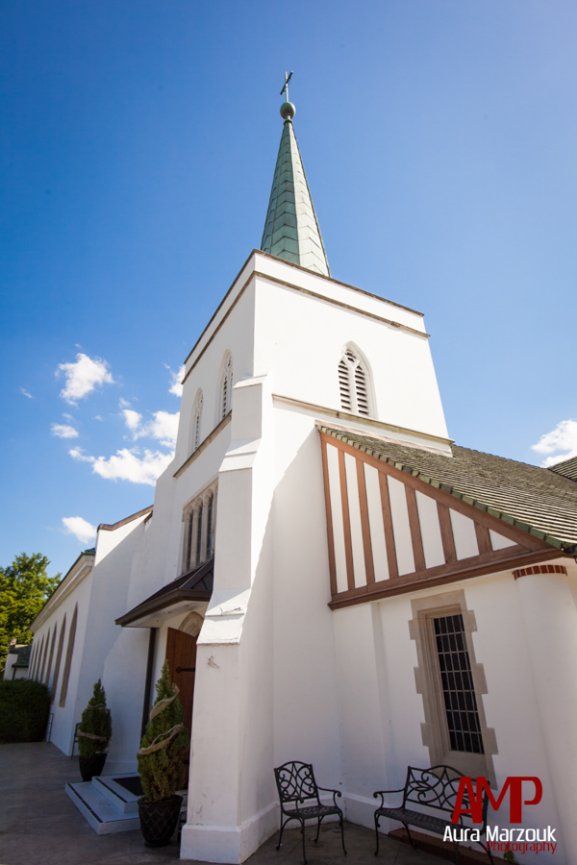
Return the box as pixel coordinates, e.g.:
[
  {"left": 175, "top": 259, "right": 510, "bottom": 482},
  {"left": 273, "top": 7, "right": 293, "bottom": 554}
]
[{"left": 165, "top": 627, "right": 198, "bottom": 735}]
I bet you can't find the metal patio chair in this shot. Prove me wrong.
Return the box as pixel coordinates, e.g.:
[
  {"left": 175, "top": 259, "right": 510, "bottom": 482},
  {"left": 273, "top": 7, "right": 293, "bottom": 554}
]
[{"left": 274, "top": 760, "right": 346, "bottom": 863}]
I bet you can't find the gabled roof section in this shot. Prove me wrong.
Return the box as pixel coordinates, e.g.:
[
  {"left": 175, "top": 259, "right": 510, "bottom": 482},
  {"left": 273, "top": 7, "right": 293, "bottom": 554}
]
[
  {"left": 261, "top": 100, "right": 330, "bottom": 277},
  {"left": 115, "top": 558, "right": 213, "bottom": 628},
  {"left": 321, "top": 426, "right": 577, "bottom": 551},
  {"left": 549, "top": 455, "right": 577, "bottom": 482}
]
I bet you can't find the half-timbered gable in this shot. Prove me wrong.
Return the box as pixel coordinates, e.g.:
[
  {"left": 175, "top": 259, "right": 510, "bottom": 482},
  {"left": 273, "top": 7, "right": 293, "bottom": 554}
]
[{"left": 320, "top": 426, "right": 577, "bottom": 609}]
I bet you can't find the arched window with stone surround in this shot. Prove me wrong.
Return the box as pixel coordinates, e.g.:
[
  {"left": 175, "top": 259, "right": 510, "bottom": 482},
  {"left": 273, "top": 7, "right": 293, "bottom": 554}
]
[
  {"left": 338, "top": 346, "right": 371, "bottom": 416},
  {"left": 218, "top": 353, "right": 233, "bottom": 421},
  {"left": 191, "top": 389, "right": 203, "bottom": 451}
]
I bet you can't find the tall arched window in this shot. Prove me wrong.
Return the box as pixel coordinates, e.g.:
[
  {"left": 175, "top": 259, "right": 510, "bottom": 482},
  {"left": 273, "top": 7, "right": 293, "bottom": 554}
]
[
  {"left": 182, "top": 484, "right": 217, "bottom": 574},
  {"left": 59, "top": 605, "right": 78, "bottom": 708},
  {"left": 45, "top": 626, "right": 57, "bottom": 687},
  {"left": 52, "top": 616, "right": 67, "bottom": 698},
  {"left": 38, "top": 634, "right": 48, "bottom": 684},
  {"left": 195, "top": 501, "right": 204, "bottom": 564},
  {"left": 191, "top": 390, "right": 203, "bottom": 451},
  {"left": 206, "top": 491, "right": 214, "bottom": 558},
  {"left": 338, "top": 347, "right": 371, "bottom": 416},
  {"left": 219, "top": 353, "right": 233, "bottom": 421}
]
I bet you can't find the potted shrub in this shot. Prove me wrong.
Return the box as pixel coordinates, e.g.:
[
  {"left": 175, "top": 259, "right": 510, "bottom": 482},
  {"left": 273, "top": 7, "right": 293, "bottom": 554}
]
[
  {"left": 77, "top": 679, "right": 111, "bottom": 781},
  {"left": 137, "top": 661, "right": 188, "bottom": 847}
]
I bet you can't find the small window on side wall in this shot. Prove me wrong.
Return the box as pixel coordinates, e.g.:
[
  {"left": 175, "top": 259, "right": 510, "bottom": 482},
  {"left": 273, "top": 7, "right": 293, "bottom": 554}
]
[
  {"left": 338, "top": 347, "right": 371, "bottom": 416},
  {"left": 191, "top": 390, "right": 203, "bottom": 452},
  {"left": 219, "top": 353, "right": 233, "bottom": 421}
]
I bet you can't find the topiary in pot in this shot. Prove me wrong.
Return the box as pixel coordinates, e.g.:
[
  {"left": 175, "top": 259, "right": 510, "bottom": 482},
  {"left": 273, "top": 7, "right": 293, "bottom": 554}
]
[
  {"left": 77, "top": 679, "right": 112, "bottom": 781},
  {"left": 137, "top": 661, "right": 188, "bottom": 847}
]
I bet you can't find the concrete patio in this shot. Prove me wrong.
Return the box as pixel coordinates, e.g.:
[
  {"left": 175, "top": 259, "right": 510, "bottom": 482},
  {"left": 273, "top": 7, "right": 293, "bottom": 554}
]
[{"left": 0, "top": 743, "right": 452, "bottom": 865}]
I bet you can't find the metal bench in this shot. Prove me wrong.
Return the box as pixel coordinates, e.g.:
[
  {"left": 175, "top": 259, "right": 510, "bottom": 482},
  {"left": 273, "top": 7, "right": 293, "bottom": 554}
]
[
  {"left": 373, "top": 764, "right": 494, "bottom": 862},
  {"left": 274, "top": 760, "right": 346, "bottom": 863}
]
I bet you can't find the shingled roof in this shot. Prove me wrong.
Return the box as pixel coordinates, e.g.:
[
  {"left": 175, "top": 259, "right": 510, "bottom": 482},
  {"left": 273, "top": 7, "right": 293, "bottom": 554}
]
[{"left": 321, "top": 427, "right": 577, "bottom": 552}]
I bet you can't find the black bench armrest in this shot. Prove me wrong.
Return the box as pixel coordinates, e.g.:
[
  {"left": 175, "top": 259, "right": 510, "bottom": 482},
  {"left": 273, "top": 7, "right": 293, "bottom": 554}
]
[
  {"left": 373, "top": 787, "right": 404, "bottom": 809},
  {"left": 317, "top": 785, "right": 343, "bottom": 807}
]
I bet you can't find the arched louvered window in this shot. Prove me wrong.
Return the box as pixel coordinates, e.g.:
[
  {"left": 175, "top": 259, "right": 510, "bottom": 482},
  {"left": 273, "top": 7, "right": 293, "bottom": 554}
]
[
  {"left": 338, "top": 347, "right": 371, "bottom": 416},
  {"left": 192, "top": 390, "right": 203, "bottom": 451},
  {"left": 219, "top": 354, "right": 233, "bottom": 421}
]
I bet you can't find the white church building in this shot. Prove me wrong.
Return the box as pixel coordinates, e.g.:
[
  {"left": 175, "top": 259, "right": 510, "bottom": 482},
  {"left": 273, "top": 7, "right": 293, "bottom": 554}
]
[{"left": 29, "top": 93, "right": 577, "bottom": 865}]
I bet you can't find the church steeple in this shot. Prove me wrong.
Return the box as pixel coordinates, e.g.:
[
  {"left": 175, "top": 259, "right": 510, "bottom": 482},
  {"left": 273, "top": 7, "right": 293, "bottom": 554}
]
[{"left": 260, "top": 75, "right": 330, "bottom": 277}]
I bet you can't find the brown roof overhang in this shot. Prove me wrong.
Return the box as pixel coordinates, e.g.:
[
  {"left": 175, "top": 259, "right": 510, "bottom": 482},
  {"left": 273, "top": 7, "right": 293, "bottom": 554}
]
[{"left": 115, "top": 558, "right": 213, "bottom": 628}]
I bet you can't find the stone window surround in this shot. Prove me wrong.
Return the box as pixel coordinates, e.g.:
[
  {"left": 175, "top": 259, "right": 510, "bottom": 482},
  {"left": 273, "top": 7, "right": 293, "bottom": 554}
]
[
  {"left": 409, "top": 589, "right": 497, "bottom": 784},
  {"left": 181, "top": 481, "right": 217, "bottom": 574}
]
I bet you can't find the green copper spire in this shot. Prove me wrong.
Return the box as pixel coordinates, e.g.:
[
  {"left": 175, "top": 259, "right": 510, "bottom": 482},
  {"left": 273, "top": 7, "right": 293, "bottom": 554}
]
[{"left": 260, "top": 74, "right": 330, "bottom": 276}]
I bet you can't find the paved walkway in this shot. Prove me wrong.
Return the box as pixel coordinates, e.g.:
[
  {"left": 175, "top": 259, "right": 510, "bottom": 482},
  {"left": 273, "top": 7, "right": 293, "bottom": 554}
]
[{"left": 0, "top": 743, "right": 449, "bottom": 865}]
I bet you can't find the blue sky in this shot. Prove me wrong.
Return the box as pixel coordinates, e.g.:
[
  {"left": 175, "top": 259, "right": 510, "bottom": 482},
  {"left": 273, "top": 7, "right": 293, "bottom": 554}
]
[{"left": 2, "top": 0, "right": 576, "bottom": 578}]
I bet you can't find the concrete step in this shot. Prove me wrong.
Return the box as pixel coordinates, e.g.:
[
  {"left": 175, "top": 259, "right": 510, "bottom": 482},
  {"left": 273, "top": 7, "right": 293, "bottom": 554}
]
[
  {"left": 92, "top": 775, "right": 140, "bottom": 814},
  {"left": 65, "top": 779, "right": 140, "bottom": 835}
]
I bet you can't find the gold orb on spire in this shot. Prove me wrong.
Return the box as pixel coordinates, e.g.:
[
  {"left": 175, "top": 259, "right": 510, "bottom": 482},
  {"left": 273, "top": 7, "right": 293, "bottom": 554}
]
[{"left": 280, "top": 101, "right": 296, "bottom": 121}]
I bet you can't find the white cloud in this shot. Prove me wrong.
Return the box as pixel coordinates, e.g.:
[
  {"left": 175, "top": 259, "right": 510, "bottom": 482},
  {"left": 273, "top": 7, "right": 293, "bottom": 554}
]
[
  {"left": 69, "top": 446, "right": 93, "bottom": 463},
  {"left": 19, "top": 387, "right": 34, "bottom": 399},
  {"left": 57, "top": 352, "right": 114, "bottom": 403},
  {"left": 122, "top": 408, "right": 142, "bottom": 432},
  {"left": 167, "top": 364, "right": 185, "bottom": 397},
  {"left": 62, "top": 516, "right": 97, "bottom": 544},
  {"left": 51, "top": 423, "right": 79, "bottom": 439},
  {"left": 532, "top": 419, "right": 577, "bottom": 467},
  {"left": 70, "top": 445, "right": 172, "bottom": 486},
  {"left": 123, "top": 408, "right": 179, "bottom": 449}
]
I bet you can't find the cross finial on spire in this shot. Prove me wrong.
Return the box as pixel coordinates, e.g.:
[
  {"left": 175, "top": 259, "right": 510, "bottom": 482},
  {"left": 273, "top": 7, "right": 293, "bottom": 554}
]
[
  {"left": 280, "top": 71, "right": 293, "bottom": 101},
  {"left": 279, "top": 71, "right": 296, "bottom": 122}
]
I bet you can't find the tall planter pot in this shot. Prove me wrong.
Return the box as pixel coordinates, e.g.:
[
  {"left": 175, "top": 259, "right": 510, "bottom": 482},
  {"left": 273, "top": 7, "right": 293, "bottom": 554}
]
[
  {"left": 138, "top": 794, "right": 183, "bottom": 847},
  {"left": 79, "top": 752, "right": 107, "bottom": 781}
]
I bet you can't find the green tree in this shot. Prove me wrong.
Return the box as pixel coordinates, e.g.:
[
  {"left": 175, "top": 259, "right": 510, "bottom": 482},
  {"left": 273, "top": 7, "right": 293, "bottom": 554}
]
[
  {"left": 78, "top": 679, "right": 112, "bottom": 756},
  {"left": 0, "top": 553, "right": 60, "bottom": 674},
  {"left": 138, "top": 661, "right": 188, "bottom": 801}
]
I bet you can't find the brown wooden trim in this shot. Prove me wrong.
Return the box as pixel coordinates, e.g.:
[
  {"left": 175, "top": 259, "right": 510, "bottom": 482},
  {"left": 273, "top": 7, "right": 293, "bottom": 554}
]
[
  {"left": 475, "top": 522, "right": 491, "bottom": 555},
  {"left": 98, "top": 504, "right": 153, "bottom": 532},
  {"left": 438, "top": 503, "right": 457, "bottom": 564},
  {"left": 406, "top": 486, "right": 426, "bottom": 572},
  {"left": 338, "top": 449, "right": 355, "bottom": 591},
  {"left": 183, "top": 251, "right": 257, "bottom": 370},
  {"left": 183, "top": 248, "right": 425, "bottom": 382},
  {"left": 320, "top": 438, "right": 338, "bottom": 597},
  {"left": 257, "top": 270, "right": 428, "bottom": 340},
  {"left": 378, "top": 471, "right": 399, "bottom": 581},
  {"left": 356, "top": 460, "right": 375, "bottom": 585},
  {"left": 173, "top": 413, "right": 231, "bottom": 478},
  {"left": 256, "top": 249, "right": 423, "bottom": 318},
  {"left": 323, "top": 433, "right": 552, "bottom": 553},
  {"left": 513, "top": 564, "right": 568, "bottom": 579},
  {"left": 329, "top": 549, "right": 568, "bottom": 609}
]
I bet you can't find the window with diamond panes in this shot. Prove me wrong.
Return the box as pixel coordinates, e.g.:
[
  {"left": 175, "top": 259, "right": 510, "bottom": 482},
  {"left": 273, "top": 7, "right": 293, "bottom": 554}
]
[{"left": 433, "top": 614, "right": 484, "bottom": 754}]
